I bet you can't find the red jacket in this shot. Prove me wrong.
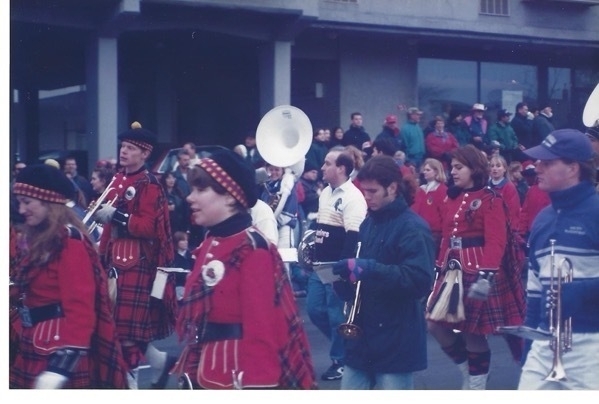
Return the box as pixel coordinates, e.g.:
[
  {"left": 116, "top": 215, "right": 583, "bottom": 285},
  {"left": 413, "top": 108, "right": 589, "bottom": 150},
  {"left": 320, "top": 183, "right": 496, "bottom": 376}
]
[
  {"left": 10, "top": 227, "right": 128, "bottom": 388},
  {"left": 174, "top": 222, "right": 316, "bottom": 389},
  {"left": 519, "top": 184, "right": 551, "bottom": 235},
  {"left": 437, "top": 187, "right": 507, "bottom": 272},
  {"left": 488, "top": 179, "right": 521, "bottom": 234},
  {"left": 98, "top": 167, "right": 176, "bottom": 342},
  {"left": 425, "top": 131, "right": 459, "bottom": 169},
  {"left": 412, "top": 182, "right": 448, "bottom": 236}
]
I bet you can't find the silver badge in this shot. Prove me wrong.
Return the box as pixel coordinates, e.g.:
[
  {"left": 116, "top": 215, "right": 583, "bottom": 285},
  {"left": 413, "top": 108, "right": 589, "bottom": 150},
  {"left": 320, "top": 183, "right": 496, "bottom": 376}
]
[
  {"left": 202, "top": 260, "right": 225, "bottom": 287},
  {"left": 469, "top": 199, "right": 482, "bottom": 210},
  {"left": 125, "top": 186, "right": 136, "bottom": 200}
]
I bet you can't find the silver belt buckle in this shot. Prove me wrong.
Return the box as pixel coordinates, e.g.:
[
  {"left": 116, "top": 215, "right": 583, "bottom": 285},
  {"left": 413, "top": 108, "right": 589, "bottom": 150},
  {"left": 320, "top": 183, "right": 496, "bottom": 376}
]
[{"left": 450, "top": 237, "right": 462, "bottom": 249}]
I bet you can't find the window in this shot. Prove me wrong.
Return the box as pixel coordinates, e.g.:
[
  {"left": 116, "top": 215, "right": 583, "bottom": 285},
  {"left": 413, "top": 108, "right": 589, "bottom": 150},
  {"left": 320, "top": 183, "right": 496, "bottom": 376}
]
[
  {"left": 481, "top": 62, "right": 537, "bottom": 121},
  {"left": 547, "top": 67, "right": 572, "bottom": 129},
  {"left": 418, "top": 59, "right": 539, "bottom": 125},
  {"left": 418, "top": 59, "right": 477, "bottom": 119},
  {"left": 480, "top": 0, "right": 509, "bottom": 16}
]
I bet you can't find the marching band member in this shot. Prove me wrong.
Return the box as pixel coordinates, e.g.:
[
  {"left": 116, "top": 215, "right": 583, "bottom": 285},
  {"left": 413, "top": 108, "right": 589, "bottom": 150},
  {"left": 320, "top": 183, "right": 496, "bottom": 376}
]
[
  {"left": 426, "top": 145, "right": 525, "bottom": 389},
  {"left": 309, "top": 148, "right": 367, "bottom": 381},
  {"left": 519, "top": 129, "right": 599, "bottom": 390},
  {"left": 10, "top": 164, "right": 128, "bottom": 388},
  {"left": 412, "top": 157, "right": 449, "bottom": 257},
  {"left": 332, "top": 155, "right": 435, "bottom": 389},
  {"left": 172, "top": 148, "right": 316, "bottom": 389},
  {"left": 94, "top": 122, "right": 177, "bottom": 389}
]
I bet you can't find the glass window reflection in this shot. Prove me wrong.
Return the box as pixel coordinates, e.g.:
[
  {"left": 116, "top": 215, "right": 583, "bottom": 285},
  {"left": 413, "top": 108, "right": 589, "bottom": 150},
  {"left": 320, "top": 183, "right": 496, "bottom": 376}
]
[
  {"left": 418, "top": 58, "right": 477, "bottom": 120},
  {"left": 481, "top": 62, "right": 537, "bottom": 124}
]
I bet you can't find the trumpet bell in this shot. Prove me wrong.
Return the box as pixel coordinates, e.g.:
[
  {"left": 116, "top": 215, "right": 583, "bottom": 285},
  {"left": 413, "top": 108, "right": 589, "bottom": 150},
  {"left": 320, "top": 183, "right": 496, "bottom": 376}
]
[
  {"left": 297, "top": 230, "right": 316, "bottom": 270},
  {"left": 545, "top": 362, "right": 568, "bottom": 382},
  {"left": 256, "top": 105, "right": 313, "bottom": 168},
  {"left": 337, "top": 323, "right": 362, "bottom": 339}
]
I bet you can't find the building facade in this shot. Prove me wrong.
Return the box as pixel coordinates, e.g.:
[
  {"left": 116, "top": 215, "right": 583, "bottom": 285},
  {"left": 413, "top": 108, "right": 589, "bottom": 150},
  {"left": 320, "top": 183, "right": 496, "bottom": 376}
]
[{"left": 10, "top": 0, "right": 599, "bottom": 175}]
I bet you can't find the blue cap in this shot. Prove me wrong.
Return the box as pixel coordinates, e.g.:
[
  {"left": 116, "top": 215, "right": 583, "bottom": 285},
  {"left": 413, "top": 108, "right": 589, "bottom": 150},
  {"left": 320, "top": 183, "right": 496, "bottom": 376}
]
[{"left": 523, "top": 129, "right": 593, "bottom": 162}]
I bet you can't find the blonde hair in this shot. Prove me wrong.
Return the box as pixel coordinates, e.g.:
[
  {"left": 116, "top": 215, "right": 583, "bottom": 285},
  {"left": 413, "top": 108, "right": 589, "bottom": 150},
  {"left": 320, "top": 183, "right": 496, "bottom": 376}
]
[
  {"left": 489, "top": 155, "right": 509, "bottom": 179},
  {"left": 422, "top": 158, "right": 447, "bottom": 183},
  {"left": 23, "top": 203, "right": 90, "bottom": 267}
]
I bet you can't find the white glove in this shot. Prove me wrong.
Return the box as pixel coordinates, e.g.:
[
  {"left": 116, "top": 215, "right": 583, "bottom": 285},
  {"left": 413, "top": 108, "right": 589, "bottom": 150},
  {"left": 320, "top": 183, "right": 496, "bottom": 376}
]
[
  {"left": 307, "top": 212, "right": 318, "bottom": 221},
  {"left": 467, "top": 271, "right": 495, "bottom": 301},
  {"left": 34, "top": 371, "right": 69, "bottom": 389},
  {"left": 93, "top": 203, "right": 117, "bottom": 224}
]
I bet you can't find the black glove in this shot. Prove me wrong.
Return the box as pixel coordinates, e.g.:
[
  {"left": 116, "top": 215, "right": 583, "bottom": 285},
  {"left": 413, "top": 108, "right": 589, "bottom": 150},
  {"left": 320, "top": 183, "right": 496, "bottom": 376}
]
[{"left": 467, "top": 271, "right": 495, "bottom": 300}]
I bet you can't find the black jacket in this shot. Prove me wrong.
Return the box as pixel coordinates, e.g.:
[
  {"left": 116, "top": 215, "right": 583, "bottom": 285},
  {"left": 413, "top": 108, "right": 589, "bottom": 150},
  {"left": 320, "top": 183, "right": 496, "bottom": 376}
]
[
  {"left": 532, "top": 114, "right": 555, "bottom": 146},
  {"left": 338, "top": 197, "right": 435, "bottom": 373},
  {"left": 342, "top": 126, "right": 371, "bottom": 150},
  {"left": 511, "top": 113, "right": 533, "bottom": 149}
]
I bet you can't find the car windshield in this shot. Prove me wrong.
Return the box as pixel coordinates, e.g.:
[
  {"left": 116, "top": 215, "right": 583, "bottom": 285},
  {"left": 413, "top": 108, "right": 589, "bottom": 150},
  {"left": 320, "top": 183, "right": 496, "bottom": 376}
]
[{"left": 153, "top": 145, "right": 229, "bottom": 174}]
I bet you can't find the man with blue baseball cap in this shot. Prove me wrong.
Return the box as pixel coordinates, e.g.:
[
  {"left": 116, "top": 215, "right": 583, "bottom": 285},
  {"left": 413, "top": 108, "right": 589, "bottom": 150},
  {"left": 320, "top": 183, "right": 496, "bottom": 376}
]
[{"left": 518, "top": 129, "right": 599, "bottom": 390}]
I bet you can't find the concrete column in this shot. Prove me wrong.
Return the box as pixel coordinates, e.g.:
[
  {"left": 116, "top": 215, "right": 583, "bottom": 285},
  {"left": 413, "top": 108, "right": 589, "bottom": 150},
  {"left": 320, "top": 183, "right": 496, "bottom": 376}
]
[
  {"left": 86, "top": 36, "right": 119, "bottom": 165},
  {"left": 259, "top": 41, "right": 292, "bottom": 116}
]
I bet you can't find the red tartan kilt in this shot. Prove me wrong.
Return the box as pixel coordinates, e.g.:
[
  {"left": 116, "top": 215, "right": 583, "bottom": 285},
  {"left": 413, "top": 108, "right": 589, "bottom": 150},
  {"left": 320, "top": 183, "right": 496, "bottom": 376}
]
[
  {"left": 428, "top": 265, "right": 525, "bottom": 335},
  {"left": 10, "top": 328, "right": 91, "bottom": 388},
  {"left": 171, "top": 343, "right": 202, "bottom": 389},
  {"left": 112, "top": 260, "right": 175, "bottom": 342}
]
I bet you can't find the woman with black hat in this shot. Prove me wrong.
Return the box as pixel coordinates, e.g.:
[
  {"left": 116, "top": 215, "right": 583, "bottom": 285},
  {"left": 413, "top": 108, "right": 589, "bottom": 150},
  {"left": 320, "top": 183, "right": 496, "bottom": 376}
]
[
  {"left": 171, "top": 148, "right": 316, "bottom": 389},
  {"left": 425, "top": 145, "right": 525, "bottom": 390},
  {"left": 9, "top": 164, "right": 128, "bottom": 389}
]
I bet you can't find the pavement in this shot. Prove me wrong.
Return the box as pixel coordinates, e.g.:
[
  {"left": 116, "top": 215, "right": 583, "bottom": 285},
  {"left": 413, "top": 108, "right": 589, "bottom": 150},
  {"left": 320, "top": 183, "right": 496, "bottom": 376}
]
[{"left": 140, "top": 295, "right": 522, "bottom": 390}]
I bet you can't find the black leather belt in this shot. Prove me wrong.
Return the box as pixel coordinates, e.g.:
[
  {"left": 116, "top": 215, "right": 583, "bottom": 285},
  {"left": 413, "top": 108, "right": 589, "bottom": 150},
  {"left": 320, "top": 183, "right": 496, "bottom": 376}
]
[
  {"left": 198, "top": 322, "right": 243, "bottom": 342},
  {"left": 450, "top": 236, "right": 485, "bottom": 249},
  {"left": 19, "top": 303, "right": 64, "bottom": 327}
]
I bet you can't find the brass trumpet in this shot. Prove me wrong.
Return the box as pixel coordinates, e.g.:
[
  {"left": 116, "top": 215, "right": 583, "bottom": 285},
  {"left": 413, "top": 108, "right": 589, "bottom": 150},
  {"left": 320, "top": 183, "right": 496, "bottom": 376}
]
[
  {"left": 337, "top": 242, "right": 363, "bottom": 339},
  {"left": 545, "top": 239, "right": 573, "bottom": 382},
  {"left": 83, "top": 176, "right": 117, "bottom": 233}
]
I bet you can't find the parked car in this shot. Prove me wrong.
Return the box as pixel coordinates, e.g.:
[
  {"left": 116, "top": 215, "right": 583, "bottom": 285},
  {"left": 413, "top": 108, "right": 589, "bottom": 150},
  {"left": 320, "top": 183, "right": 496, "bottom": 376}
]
[{"left": 149, "top": 145, "right": 229, "bottom": 176}]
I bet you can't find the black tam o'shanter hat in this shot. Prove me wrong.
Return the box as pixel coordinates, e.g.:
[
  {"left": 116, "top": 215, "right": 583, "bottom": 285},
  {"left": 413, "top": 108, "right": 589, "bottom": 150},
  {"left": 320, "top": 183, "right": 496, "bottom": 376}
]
[
  {"left": 118, "top": 121, "right": 157, "bottom": 152},
  {"left": 198, "top": 148, "right": 258, "bottom": 209},
  {"left": 13, "top": 164, "right": 76, "bottom": 204}
]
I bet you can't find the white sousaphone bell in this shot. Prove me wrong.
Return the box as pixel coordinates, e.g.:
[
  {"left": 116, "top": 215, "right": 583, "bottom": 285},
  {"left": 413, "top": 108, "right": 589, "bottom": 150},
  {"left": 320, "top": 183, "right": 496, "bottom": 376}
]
[
  {"left": 255, "top": 105, "right": 313, "bottom": 264},
  {"left": 255, "top": 105, "right": 313, "bottom": 179},
  {"left": 583, "top": 82, "right": 599, "bottom": 130}
]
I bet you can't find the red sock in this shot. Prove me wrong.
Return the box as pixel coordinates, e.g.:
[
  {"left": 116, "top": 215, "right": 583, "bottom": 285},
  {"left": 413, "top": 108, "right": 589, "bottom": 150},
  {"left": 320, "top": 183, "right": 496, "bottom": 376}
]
[
  {"left": 441, "top": 334, "right": 467, "bottom": 365},
  {"left": 467, "top": 350, "right": 491, "bottom": 375}
]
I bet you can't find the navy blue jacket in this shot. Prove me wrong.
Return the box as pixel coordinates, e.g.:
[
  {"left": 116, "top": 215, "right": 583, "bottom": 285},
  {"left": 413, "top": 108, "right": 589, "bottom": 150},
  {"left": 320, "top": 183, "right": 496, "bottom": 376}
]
[{"left": 339, "top": 196, "right": 435, "bottom": 373}]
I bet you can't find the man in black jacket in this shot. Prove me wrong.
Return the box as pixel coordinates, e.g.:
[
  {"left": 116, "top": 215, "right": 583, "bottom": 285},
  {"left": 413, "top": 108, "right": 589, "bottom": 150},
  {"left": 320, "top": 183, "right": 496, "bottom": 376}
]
[
  {"left": 532, "top": 101, "right": 555, "bottom": 146},
  {"left": 332, "top": 155, "right": 435, "bottom": 389},
  {"left": 511, "top": 102, "right": 533, "bottom": 150},
  {"left": 342, "top": 112, "right": 371, "bottom": 151}
]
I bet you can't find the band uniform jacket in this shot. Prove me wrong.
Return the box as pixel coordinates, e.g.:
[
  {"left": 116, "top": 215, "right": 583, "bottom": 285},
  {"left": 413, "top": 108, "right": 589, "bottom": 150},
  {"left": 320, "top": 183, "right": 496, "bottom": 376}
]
[
  {"left": 412, "top": 181, "right": 448, "bottom": 254},
  {"left": 98, "top": 167, "right": 176, "bottom": 342},
  {"left": 10, "top": 226, "right": 128, "bottom": 388},
  {"left": 428, "top": 186, "right": 525, "bottom": 335},
  {"left": 173, "top": 214, "right": 316, "bottom": 389}
]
